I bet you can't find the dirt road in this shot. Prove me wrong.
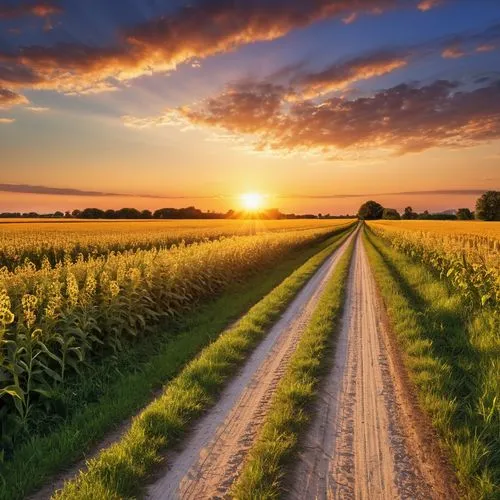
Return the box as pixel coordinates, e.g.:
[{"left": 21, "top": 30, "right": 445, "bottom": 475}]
[
  {"left": 288, "top": 234, "right": 445, "bottom": 499},
  {"left": 146, "top": 230, "right": 357, "bottom": 499}
]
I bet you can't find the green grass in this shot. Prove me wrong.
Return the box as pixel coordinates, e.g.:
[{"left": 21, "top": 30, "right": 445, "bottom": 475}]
[
  {"left": 363, "top": 227, "right": 499, "bottom": 500},
  {"left": 49, "top": 227, "right": 355, "bottom": 499},
  {"left": 0, "top": 226, "right": 354, "bottom": 500},
  {"left": 232, "top": 236, "right": 355, "bottom": 499}
]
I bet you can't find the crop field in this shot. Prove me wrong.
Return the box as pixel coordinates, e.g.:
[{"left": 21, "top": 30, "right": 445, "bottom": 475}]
[
  {"left": 0, "top": 219, "right": 355, "bottom": 498},
  {"left": 0, "top": 218, "right": 499, "bottom": 500},
  {"left": 368, "top": 220, "right": 500, "bottom": 308},
  {"left": 0, "top": 219, "right": 346, "bottom": 270}
]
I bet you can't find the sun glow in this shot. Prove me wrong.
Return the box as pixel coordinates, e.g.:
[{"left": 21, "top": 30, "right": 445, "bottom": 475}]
[{"left": 241, "top": 192, "right": 264, "bottom": 211}]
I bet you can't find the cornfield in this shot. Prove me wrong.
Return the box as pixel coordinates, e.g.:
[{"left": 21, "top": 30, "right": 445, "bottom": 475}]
[
  {"left": 368, "top": 220, "right": 500, "bottom": 309},
  {"left": 0, "top": 221, "right": 352, "bottom": 455},
  {"left": 0, "top": 219, "right": 351, "bottom": 271}
]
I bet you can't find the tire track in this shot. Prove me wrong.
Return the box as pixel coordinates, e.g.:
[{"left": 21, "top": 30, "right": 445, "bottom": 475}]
[
  {"left": 289, "top": 232, "right": 436, "bottom": 500},
  {"left": 146, "top": 229, "right": 357, "bottom": 499}
]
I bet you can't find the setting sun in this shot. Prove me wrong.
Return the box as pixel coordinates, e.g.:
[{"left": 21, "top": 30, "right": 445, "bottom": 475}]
[{"left": 241, "top": 192, "right": 264, "bottom": 211}]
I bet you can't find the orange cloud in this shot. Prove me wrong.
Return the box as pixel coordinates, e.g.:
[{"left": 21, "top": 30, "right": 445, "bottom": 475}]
[
  {"left": 133, "top": 79, "right": 500, "bottom": 158},
  {"left": 0, "top": 117, "right": 15, "bottom": 123},
  {"left": 417, "top": 0, "right": 442, "bottom": 12},
  {"left": 0, "top": 1, "right": 401, "bottom": 94},
  {"left": 476, "top": 44, "right": 496, "bottom": 53},
  {"left": 0, "top": 88, "right": 28, "bottom": 108},
  {"left": 0, "top": 1, "right": 62, "bottom": 19},
  {"left": 295, "top": 52, "right": 408, "bottom": 98},
  {"left": 442, "top": 46, "right": 465, "bottom": 59}
]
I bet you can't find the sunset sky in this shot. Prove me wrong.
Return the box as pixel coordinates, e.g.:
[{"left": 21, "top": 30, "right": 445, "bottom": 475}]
[{"left": 1, "top": 0, "right": 499, "bottom": 215}]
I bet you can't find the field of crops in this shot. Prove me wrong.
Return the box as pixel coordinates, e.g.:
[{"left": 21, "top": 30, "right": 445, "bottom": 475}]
[
  {"left": 368, "top": 220, "right": 500, "bottom": 308},
  {"left": 0, "top": 220, "right": 353, "bottom": 462},
  {"left": 0, "top": 219, "right": 349, "bottom": 271}
]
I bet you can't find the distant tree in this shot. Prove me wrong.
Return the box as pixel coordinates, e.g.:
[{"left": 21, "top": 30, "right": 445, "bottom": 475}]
[
  {"left": 141, "top": 209, "right": 153, "bottom": 219},
  {"left": 53, "top": 211, "right": 64, "bottom": 218},
  {"left": 475, "top": 191, "right": 500, "bottom": 221},
  {"left": 104, "top": 209, "right": 117, "bottom": 219},
  {"left": 72, "top": 209, "right": 82, "bottom": 217},
  {"left": 382, "top": 208, "right": 401, "bottom": 220},
  {"left": 456, "top": 208, "right": 474, "bottom": 220},
  {"left": 401, "top": 206, "right": 418, "bottom": 220},
  {"left": 115, "top": 208, "right": 142, "bottom": 219},
  {"left": 358, "top": 200, "right": 384, "bottom": 220},
  {"left": 80, "top": 208, "right": 105, "bottom": 219},
  {"left": 0, "top": 212, "right": 21, "bottom": 218}
]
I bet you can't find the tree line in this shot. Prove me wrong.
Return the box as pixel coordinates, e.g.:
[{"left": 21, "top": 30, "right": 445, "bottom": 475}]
[
  {"left": 0, "top": 206, "right": 354, "bottom": 220},
  {"left": 357, "top": 191, "right": 499, "bottom": 221}
]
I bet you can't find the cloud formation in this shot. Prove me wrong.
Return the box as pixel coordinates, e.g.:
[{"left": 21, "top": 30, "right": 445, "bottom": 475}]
[
  {"left": 0, "top": 118, "right": 15, "bottom": 123},
  {"left": 0, "top": 0, "right": 407, "bottom": 94},
  {"left": 0, "top": 1, "right": 62, "bottom": 20},
  {"left": 293, "top": 51, "right": 409, "bottom": 98},
  {"left": 129, "top": 78, "right": 500, "bottom": 158},
  {"left": 0, "top": 87, "right": 28, "bottom": 108},
  {"left": 441, "top": 23, "right": 500, "bottom": 59}
]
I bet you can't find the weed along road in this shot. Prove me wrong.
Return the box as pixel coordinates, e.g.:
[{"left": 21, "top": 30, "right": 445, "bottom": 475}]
[
  {"left": 288, "top": 233, "right": 452, "bottom": 500},
  {"left": 146, "top": 228, "right": 358, "bottom": 499}
]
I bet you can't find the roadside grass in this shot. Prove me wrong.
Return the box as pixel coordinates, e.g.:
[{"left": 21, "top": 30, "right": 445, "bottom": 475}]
[
  {"left": 0, "top": 225, "right": 354, "bottom": 500},
  {"left": 50, "top": 227, "right": 355, "bottom": 498},
  {"left": 232, "top": 235, "right": 355, "bottom": 499},
  {"left": 363, "top": 227, "right": 499, "bottom": 500}
]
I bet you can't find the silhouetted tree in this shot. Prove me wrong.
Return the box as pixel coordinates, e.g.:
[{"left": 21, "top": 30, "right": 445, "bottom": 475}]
[
  {"left": 358, "top": 200, "right": 384, "bottom": 220},
  {"left": 104, "top": 209, "right": 117, "bottom": 219},
  {"left": 456, "top": 208, "right": 474, "bottom": 220},
  {"left": 115, "top": 208, "right": 142, "bottom": 219},
  {"left": 401, "top": 206, "right": 418, "bottom": 220},
  {"left": 382, "top": 208, "right": 400, "bottom": 220},
  {"left": 475, "top": 191, "right": 500, "bottom": 221},
  {"left": 80, "top": 208, "right": 105, "bottom": 219}
]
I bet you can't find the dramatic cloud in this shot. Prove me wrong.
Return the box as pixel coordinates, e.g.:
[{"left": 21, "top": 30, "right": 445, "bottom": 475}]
[
  {"left": 0, "top": 0, "right": 407, "bottom": 94},
  {"left": 131, "top": 78, "right": 500, "bottom": 157},
  {"left": 0, "top": 88, "right": 28, "bottom": 108},
  {"left": 293, "top": 52, "right": 409, "bottom": 98},
  {"left": 0, "top": 1, "right": 62, "bottom": 20}
]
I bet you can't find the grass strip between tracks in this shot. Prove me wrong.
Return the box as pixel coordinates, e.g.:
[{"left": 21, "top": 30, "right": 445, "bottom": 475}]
[
  {"left": 363, "top": 226, "right": 499, "bottom": 500},
  {"left": 51, "top": 227, "right": 355, "bottom": 499},
  {"left": 0, "top": 225, "right": 354, "bottom": 500},
  {"left": 232, "top": 234, "right": 355, "bottom": 499}
]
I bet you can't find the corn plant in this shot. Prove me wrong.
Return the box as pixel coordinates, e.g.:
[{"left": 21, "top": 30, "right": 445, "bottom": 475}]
[{"left": 0, "top": 223, "right": 352, "bottom": 456}]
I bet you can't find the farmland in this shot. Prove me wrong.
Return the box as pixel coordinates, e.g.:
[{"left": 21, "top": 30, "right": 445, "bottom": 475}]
[
  {"left": 0, "top": 218, "right": 499, "bottom": 500},
  {"left": 0, "top": 219, "right": 355, "bottom": 498},
  {"left": 0, "top": 219, "right": 342, "bottom": 270}
]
